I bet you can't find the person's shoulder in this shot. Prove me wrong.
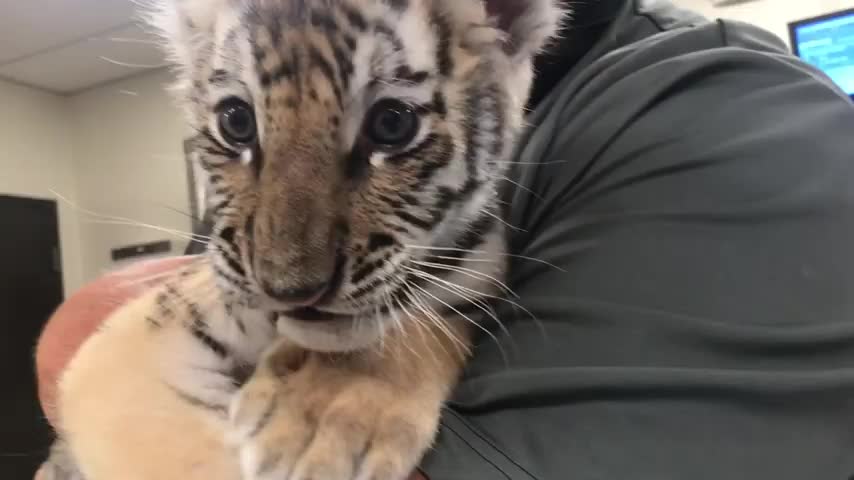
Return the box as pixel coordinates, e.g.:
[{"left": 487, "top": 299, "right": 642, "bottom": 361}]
[
  {"left": 543, "top": 0, "right": 844, "bottom": 112},
  {"left": 619, "top": 0, "right": 790, "bottom": 63}
]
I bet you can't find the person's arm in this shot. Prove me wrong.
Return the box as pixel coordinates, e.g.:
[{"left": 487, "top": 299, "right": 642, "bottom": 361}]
[
  {"left": 35, "top": 257, "right": 197, "bottom": 426},
  {"left": 421, "top": 18, "right": 854, "bottom": 480},
  {"left": 33, "top": 257, "right": 195, "bottom": 480}
]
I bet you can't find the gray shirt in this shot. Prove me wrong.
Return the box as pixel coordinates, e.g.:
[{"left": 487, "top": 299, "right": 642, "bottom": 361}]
[{"left": 422, "top": 1, "right": 854, "bottom": 478}]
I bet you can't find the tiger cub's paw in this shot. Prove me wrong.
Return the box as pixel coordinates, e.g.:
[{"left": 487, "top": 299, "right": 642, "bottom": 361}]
[
  {"left": 39, "top": 441, "right": 86, "bottom": 480},
  {"left": 229, "top": 345, "right": 437, "bottom": 480}
]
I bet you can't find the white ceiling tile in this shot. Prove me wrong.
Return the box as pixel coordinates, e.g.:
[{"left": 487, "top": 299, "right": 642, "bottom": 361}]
[
  {"left": 0, "top": 0, "right": 143, "bottom": 64},
  {"left": 0, "top": 24, "right": 165, "bottom": 94}
]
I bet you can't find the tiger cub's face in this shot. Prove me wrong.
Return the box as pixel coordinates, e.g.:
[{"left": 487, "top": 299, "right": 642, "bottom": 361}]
[{"left": 150, "top": 0, "right": 562, "bottom": 351}]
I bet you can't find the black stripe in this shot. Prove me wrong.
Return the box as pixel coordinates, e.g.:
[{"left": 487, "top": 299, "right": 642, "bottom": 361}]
[
  {"left": 217, "top": 243, "right": 247, "bottom": 277},
  {"left": 330, "top": 37, "right": 354, "bottom": 89},
  {"left": 166, "top": 384, "right": 228, "bottom": 414},
  {"left": 217, "top": 225, "right": 245, "bottom": 272},
  {"left": 190, "top": 322, "right": 229, "bottom": 358},
  {"left": 251, "top": 141, "right": 264, "bottom": 176},
  {"left": 462, "top": 86, "right": 502, "bottom": 192},
  {"left": 352, "top": 259, "right": 382, "bottom": 285},
  {"left": 260, "top": 61, "right": 296, "bottom": 87},
  {"left": 374, "top": 22, "right": 404, "bottom": 53},
  {"left": 379, "top": 219, "right": 411, "bottom": 235},
  {"left": 199, "top": 128, "right": 240, "bottom": 159},
  {"left": 212, "top": 262, "right": 252, "bottom": 294},
  {"left": 488, "top": 89, "right": 506, "bottom": 156},
  {"left": 455, "top": 209, "right": 497, "bottom": 251},
  {"left": 229, "top": 363, "right": 254, "bottom": 388},
  {"left": 145, "top": 315, "right": 162, "bottom": 328},
  {"left": 155, "top": 289, "right": 175, "bottom": 319},
  {"left": 165, "top": 284, "right": 231, "bottom": 359},
  {"left": 266, "top": 12, "right": 284, "bottom": 47},
  {"left": 350, "top": 277, "right": 384, "bottom": 299},
  {"left": 394, "top": 65, "right": 430, "bottom": 84},
  {"left": 423, "top": 210, "right": 496, "bottom": 276},
  {"left": 399, "top": 193, "right": 420, "bottom": 206},
  {"left": 368, "top": 232, "right": 397, "bottom": 252},
  {"left": 212, "top": 230, "right": 244, "bottom": 274},
  {"left": 343, "top": 33, "right": 357, "bottom": 51},
  {"left": 463, "top": 92, "right": 483, "bottom": 173},
  {"left": 307, "top": 44, "right": 343, "bottom": 104},
  {"left": 431, "top": 91, "right": 447, "bottom": 117},
  {"left": 428, "top": 186, "right": 458, "bottom": 227},
  {"left": 212, "top": 186, "right": 232, "bottom": 197},
  {"left": 210, "top": 196, "right": 233, "bottom": 216},
  {"left": 178, "top": 264, "right": 200, "bottom": 279},
  {"left": 415, "top": 133, "right": 454, "bottom": 182},
  {"left": 291, "top": 47, "right": 304, "bottom": 94},
  {"left": 246, "top": 392, "right": 278, "bottom": 438},
  {"left": 309, "top": 8, "right": 338, "bottom": 32},
  {"left": 395, "top": 210, "right": 432, "bottom": 230},
  {"left": 219, "top": 226, "right": 236, "bottom": 244},
  {"left": 389, "top": 0, "right": 408, "bottom": 10},
  {"left": 378, "top": 193, "right": 404, "bottom": 210},
  {"left": 234, "top": 316, "right": 247, "bottom": 335},
  {"left": 339, "top": 3, "right": 368, "bottom": 31},
  {"left": 244, "top": 214, "right": 255, "bottom": 239},
  {"left": 407, "top": 216, "right": 496, "bottom": 295},
  {"left": 209, "top": 69, "right": 230, "bottom": 85},
  {"left": 201, "top": 145, "right": 235, "bottom": 158},
  {"left": 165, "top": 284, "right": 198, "bottom": 319},
  {"left": 459, "top": 176, "right": 482, "bottom": 200},
  {"left": 252, "top": 43, "right": 266, "bottom": 63},
  {"left": 245, "top": 214, "right": 256, "bottom": 270},
  {"left": 432, "top": 11, "right": 453, "bottom": 76},
  {"left": 222, "top": 27, "right": 240, "bottom": 56},
  {"left": 346, "top": 136, "right": 372, "bottom": 180},
  {"left": 387, "top": 133, "right": 438, "bottom": 165}
]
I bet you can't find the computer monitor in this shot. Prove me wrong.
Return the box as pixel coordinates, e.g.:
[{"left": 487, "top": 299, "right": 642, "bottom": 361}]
[{"left": 789, "top": 8, "right": 854, "bottom": 99}]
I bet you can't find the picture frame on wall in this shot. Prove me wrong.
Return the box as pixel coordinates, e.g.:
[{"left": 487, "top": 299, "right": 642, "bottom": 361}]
[
  {"left": 183, "top": 138, "right": 206, "bottom": 229},
  {"left": 183, "top": 138, "right": 211, "bottom": 253}
]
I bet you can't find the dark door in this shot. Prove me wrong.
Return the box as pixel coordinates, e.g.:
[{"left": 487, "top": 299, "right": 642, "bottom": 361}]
[{"left": 0, "top": 195, "right": 64, "bottom": 479}]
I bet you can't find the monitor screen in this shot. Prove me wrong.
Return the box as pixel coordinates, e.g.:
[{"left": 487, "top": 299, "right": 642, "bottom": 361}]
[{"left": 789, "top": 8, "right": 854, "bottom": 97}]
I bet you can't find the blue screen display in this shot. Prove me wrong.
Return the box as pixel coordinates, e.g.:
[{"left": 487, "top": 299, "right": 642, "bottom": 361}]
[{"left": 793, "top": 11, "right": 854, "bottom": 95}]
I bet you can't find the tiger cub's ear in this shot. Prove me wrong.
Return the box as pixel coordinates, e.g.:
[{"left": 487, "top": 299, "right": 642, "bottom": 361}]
[
  {"left": 143, "top": 0, "right": 231, "bottom": 69},
  {"left": 485, "top": 0, "right": 566, "bottom": 60},
  {"left": 441, "top": 0, "right": 566, "bottom": 63}
]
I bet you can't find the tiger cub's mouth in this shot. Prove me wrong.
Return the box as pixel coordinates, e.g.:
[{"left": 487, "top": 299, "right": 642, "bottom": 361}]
[{"left": 283, "top": 307, "right": 353, "bottom": 323}]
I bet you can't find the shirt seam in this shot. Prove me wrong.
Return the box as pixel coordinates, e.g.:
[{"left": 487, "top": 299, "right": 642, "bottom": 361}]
[
  {"left": 437, "top": 417, "right": 514, "bottom": 480},
  {"left": 444, "top": 409, "right": 542, "bottom": 480},
  {"left": 716, "top": 18, "right": 730, "bottom": 46},
  {"left": 633, "top": 0, "right": 666, "bottom": 33}
]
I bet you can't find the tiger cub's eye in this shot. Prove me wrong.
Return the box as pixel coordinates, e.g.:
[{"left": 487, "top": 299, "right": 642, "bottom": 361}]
[
  {"left": 364, "top": 99, "right": 419, "bottom": 149},
  {"left": 216, "top": 98, "right": 257, "bottom": 145}
]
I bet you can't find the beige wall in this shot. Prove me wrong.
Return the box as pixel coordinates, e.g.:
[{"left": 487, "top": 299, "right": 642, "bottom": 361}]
[
  {"left": 0, "top": 70, "right": 194, "bottom": 293},
  {"left": 69, "top": 69, "right": 193, "bottom": 281},
  {"left": 677, "top": 0, "right": 854, "bottom": 47},
  {"left": 6, "top": 1, "right": 853, "bottom": 293},
  {"left": 0, "top": 79, "right": 83, "bottom": 295}
]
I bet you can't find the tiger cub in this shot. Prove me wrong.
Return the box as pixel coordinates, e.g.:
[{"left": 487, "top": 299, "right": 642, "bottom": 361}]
[{"left": 43, "top": 0, "right": 563, "bottom": 478}]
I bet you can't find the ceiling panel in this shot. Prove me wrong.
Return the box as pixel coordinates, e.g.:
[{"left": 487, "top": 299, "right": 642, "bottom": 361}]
[
  {"left": 0, "top": 23, "right": 165, "bottom": 94},
  {"left": 0, "top": 0, "right": 143, "bottom": 64}
]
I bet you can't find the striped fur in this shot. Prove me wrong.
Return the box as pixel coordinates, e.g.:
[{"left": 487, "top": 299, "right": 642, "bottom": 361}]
[
  {"left": 148, "top": 0, "right": 564, "bottom": 351},
  {"left": 45, "top": 1, "right": 564, "bottom": 479}
]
